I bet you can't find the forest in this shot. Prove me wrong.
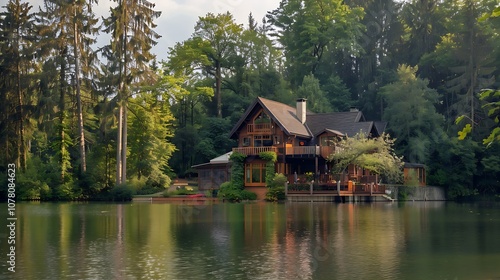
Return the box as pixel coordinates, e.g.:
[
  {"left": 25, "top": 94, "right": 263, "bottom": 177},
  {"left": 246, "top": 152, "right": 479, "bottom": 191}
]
[{"left": 0, "top": 0, "right": 499, "bottom": 201}]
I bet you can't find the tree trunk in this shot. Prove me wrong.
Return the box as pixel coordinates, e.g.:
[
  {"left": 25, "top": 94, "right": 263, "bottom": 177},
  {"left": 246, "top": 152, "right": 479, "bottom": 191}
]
[
  {"left": 59, "top": 47, "right": 67, "bottom": 183},
  {"left": 216, "top": 60, "right": 222, "bottom": 118},
  {"left": 116, "top": 104, "right": 123, "bottom": 185},
  {"left": 121, "top": 103, "right": 127, "bottom": 182},
  {"left": 73, "top": 11, "right": 86, "bottom": 173},
  {"left": 16, "top": 55, "right": 26, "bottom": 171},
  {"left": 15, "top": 23, "right": 26, "bottom": 171}
]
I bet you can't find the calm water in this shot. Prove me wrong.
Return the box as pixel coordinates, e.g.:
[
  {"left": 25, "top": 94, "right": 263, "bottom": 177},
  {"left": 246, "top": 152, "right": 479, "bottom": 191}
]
[{"left": 1, "top": 201, "right": 500, "bottom": 280}]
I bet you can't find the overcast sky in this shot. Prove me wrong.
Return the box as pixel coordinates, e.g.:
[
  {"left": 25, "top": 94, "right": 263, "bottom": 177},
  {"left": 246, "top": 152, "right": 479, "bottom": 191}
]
[{"left": 26, "top": 0, "right": 282, "bottom": 61}]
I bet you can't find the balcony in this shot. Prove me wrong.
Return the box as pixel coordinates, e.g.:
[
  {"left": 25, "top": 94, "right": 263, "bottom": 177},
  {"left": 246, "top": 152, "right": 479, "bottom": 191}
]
[
  {"left": 233, "top": 146, "right": 278, "bottom": 156},
  {"left": 247, "top": 123, "right": 272, "bottom": 134},
  {"left": 285, "top": 146, "right": 318, "bottom": 156},
  {"left": 233, "top": 145, "right": 340, "bottom": 158}
]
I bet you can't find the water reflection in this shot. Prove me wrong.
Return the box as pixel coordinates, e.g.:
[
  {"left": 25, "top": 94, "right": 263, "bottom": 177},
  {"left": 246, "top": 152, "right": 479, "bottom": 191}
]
[{"left": 1, "top": 201, "right": 500, "bottom": 279}]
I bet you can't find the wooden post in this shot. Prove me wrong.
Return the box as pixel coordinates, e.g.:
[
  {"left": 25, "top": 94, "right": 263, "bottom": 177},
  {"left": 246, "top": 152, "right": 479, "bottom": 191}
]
[{"left": 285, "top": 181, "right": 288, "bottom": 196}]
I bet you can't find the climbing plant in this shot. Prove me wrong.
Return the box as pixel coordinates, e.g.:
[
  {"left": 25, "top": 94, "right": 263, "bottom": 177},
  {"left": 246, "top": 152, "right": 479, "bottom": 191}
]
[
  {"left": 259, "top": 151, "right": 277, "bottom": 187},
  {"left": 229, "top": 151, "right": 246, "bottom": 189}
]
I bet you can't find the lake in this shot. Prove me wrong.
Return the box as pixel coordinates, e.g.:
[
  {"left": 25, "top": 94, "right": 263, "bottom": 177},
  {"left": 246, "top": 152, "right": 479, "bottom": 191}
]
[{"left": 1, "top": 201, "right": 500, "bottom": 279}]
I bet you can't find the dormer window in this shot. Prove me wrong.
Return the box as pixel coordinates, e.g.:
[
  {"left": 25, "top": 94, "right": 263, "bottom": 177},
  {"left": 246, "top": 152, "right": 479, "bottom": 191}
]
[
  {"left": 248, "top": 110, "right": 272, "bottom": 134},
  {"left": 254, "top": 111, "right": 271, "bottom": 124}
]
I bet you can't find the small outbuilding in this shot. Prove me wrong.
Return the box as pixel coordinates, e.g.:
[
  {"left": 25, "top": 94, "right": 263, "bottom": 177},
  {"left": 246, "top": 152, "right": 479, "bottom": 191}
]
[
  {"left": 192, "top": 152, "right": 232, "bottom": 191},
  {"left": 403, "top": 162, "right": 426, "bottom": 186}
]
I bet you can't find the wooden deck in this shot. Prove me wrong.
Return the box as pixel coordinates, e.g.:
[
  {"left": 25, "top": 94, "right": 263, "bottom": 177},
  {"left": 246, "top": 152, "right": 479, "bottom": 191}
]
[{"left": 285, "top": 181, "right": 394, "bottom": 202}]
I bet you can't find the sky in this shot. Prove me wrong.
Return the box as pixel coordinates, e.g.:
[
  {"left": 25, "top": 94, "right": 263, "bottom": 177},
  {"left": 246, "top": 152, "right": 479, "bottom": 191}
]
[{"left": 27, "top": 0, "right": 282, "bottom": 61}]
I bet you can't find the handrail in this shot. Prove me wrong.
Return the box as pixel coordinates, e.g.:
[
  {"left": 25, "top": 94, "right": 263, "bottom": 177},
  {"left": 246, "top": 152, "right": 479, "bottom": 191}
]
[
  {"left": 233, "top": 146, "right": 278, "bottom": 155},
  {"left": 247, "top": 123, "right": 272, "bottom": 133}
]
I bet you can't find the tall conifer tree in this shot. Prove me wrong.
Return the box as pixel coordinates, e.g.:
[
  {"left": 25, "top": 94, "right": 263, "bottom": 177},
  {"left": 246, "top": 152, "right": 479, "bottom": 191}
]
[{"left": 102, "top": 0, "right": 161, "bottom": 185}]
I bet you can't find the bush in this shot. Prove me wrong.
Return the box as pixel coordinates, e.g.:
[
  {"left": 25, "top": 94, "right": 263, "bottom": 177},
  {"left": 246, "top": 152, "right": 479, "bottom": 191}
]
[
  {"left": 266, "top": 186, "right": 285, "bottom": 202},
  {"left": 240, "top": 190, "right": 257, "bottom": 200},
  {"left": 265, "top": 173, "right": 287, "bottom": 201},
  {"left": 145, "top": 169, "right": 171, "bottom": 190},
  {"left": 397, "top": 186, "right": 417, "bottom": 201},
  {"left": 109, "top": 184, "right": 136, "bottom": 201},
  {"left": 162, "top": 190, "right": 171, "bottom": 197},
  {"left": 269, "top": 173, "right": 287, "bottom": 188},
  {"left": 218, "top": 181, "right": 257, "bottom": 201}
]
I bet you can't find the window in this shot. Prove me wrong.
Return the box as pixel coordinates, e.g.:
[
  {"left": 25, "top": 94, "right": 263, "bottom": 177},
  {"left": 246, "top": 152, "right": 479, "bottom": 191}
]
[
  {"left": 254, "top": 111, "right": 271, "bottom": 124},
  {"left": 273, "top": 135, "right": 281, "bottom": 145},
  {"left": 242, "top": 137, "right": 251, "bottom": 147},
  {"left": 245, "top": 163, "right": 266, "bottom": 184},
  {"left": 254, "top": 135, "right": 272, "bottom": 147}
]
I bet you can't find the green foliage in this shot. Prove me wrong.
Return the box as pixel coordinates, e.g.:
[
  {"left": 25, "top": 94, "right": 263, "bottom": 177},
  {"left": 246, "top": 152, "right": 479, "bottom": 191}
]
[
  {"left": 329, "top": 133, "right": 404, "bottom": 183},
  {"left": 259, "top": 151, "right": 277, "bottom": 187},
  {"left": 265, "top": 173, "right": 287, "bottom": 202},
  {"left": 427, "top": 138, "right": 479, "bottom": 200},
  {"left": 240, "top": 190, "right": 257, "bottom": 200},
  {"left": 457, "top": 89, "right": 500, "bottom": 146},
  {"left": 265, "top": 186, "right": 286, "bottom": 202},
  {"left": 398, "top": 186, "right": 417, "bottom": 201},
  {"left": 109, "top": 184, "right": 136, "bottom": 202},
  {"left": 217, "top": 181, "right": 256, "bottom": 202},
  {"left": 259, "top": 151, "right": 277, "bottom": 162},
  {"left": 229, "top": 151, "right": 246, "bottom": 189},
  {"left": 405, "top": 169, "right": 420, "bottom": 187},
  {"left": 128, "top": 83, "right": 176, "bottom": 182},
  {"left": 297, "top": 74, "right": 331, "bottom": 113},
  {"left": 2, "top": 1, "right": 500, "bottom": 202},
  {"left": 131, "top": 169, "right": 171, "bottom": 195},
  {"left": 168, "top": 12, "right": 243, "bottom": 117},
  {"left": 322, "top": 75, "right": 353, "bottom": 112},
  {"left": 15, "top": 157, "right": 53, "bottom": 200},
  {"left": 166, "top": 188, "right": 196, "bottom": 196},
  {"left": 267, "top": 0, "right": 364, "bottom": 88},
  {"left": 268, "top": 173, "right": 288, "bottom": 189},
  {"left": 380, "top": 64, "right": 445, "bottom": 164}
]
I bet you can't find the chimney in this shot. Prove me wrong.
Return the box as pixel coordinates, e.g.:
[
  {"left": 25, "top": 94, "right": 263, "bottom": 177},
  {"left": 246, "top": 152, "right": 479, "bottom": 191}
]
[
  {"left": 349, "top": 106, "right": 359, "bottom": 112},
  {"left": 296, "top": 98, "right": 307, "bottom": 124}
]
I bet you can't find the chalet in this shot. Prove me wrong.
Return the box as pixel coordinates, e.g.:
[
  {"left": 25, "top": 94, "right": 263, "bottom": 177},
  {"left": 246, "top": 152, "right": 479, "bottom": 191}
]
[{"left": 228, "top": 97, "right": 387, "bottom": 199}]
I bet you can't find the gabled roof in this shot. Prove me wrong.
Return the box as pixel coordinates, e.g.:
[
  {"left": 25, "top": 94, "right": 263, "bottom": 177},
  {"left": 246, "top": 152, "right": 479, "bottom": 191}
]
[
  {"left": 229, "top": 97, "right": 310, "bottom": 139},
  {"left": 229, "top": 97, "right": 386, "bottom": 139},
  {"left": 306, "top": 111, "right": 364, "bottom": 136},
  {"left": 192, "top": 152, "right": 232, "bottom": 169}
]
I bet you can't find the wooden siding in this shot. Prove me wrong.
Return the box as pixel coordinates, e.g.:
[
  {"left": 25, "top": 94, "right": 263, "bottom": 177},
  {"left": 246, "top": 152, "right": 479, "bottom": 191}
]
[{"left": 197, "top": 166, "right": 230, "bottom": 190}]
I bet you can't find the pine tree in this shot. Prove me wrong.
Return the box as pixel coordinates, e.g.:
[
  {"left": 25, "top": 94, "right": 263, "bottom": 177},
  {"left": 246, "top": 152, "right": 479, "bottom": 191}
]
[
  {"left": 0, "top": 0, "right": 36, "bottom": 171},
  {"left": 102, "top": 0, "right": 161, "bottom": 185}
]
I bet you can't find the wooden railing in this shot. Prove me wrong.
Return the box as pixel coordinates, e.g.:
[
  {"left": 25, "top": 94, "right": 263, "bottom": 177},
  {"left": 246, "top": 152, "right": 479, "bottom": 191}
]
[
  {"left": 285, "top": 173, "right": 386, "bottom": 195},
  {"left": 233, "top": 146, "right": 278, "bottom": 155},
  {"left": 286, "top": 182, "right": 386, "bottom": 195},
  {"left": 247, "top": 123, "right": 272, "bottom": 134},
  {"left": 286, "top": 146, "right": 318, "bottom": 156},
  {"left": 233, "top": 144, "right": 340, "bottom": 158}
]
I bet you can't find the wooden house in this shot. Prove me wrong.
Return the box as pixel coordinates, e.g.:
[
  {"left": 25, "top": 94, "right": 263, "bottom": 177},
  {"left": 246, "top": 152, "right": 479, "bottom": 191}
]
[{"left": 228, "top": 97, "right": 386, "bottom": 199}]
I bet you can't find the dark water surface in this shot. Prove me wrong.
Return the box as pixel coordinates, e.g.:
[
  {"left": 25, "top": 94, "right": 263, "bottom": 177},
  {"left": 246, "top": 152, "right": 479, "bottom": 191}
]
[{"left": 1, "top": 201, "right": 500, "bottom": 279}]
